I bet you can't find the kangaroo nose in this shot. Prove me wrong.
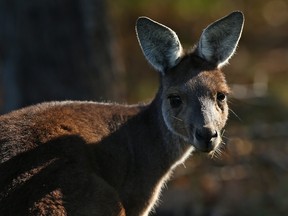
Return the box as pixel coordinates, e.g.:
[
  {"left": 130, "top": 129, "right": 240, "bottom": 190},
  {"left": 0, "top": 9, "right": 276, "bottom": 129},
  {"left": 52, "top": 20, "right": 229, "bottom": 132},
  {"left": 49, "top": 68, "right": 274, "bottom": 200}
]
[{"left": 195, "top": 127, "right": 218, "bottom": 142}]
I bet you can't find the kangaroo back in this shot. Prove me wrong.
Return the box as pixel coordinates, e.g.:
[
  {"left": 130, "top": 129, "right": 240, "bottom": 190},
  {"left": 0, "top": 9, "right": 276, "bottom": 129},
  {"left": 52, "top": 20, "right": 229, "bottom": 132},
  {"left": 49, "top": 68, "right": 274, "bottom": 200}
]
[{"left": 0, "top": 12, "right": 244, "bottom": 216}]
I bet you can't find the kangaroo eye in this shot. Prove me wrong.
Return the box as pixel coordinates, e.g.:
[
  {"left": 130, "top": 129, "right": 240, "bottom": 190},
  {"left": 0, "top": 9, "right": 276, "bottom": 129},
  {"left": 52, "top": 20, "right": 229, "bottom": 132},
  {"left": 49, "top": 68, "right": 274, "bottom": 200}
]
[
  {"left": 168, "top": 95, "right": 182, "bottom": 108},
  {"left": 216, "top": 92, "right": 226, "bottom": 102}
]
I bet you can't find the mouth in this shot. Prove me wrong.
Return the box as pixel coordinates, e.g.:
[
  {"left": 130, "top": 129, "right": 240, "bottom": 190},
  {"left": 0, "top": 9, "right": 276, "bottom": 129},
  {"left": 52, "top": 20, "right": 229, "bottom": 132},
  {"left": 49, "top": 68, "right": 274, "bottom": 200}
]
[{"left": 193, "top": 141, "right": 215, "bottom": 153}]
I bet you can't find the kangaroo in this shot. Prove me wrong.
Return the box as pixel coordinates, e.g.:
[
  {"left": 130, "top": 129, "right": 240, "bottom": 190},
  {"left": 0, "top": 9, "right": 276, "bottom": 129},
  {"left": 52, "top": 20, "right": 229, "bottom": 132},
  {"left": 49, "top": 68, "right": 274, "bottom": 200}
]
[{"left": 0, "top": 11, "right": 244, "bottom": 216}]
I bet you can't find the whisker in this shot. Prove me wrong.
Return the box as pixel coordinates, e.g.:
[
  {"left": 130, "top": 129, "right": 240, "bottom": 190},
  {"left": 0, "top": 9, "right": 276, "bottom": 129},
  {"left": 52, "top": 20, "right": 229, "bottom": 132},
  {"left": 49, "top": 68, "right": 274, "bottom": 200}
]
[
  {"left": 220, "top": 130, "right": 229, "bottom": 140},
  {"left": 220, "top": 130, "right": 230, "bottom": 140},
  {"left": 216, "top": 146, "right": 224, "bottom": 157},
  {"left": 229, "top": 108, "right": 242, "bottom": 122},
  {"left": 210, "top": 138, "right": 227, "bottom": 159},
  {"left": 172, "top": 116, "right": 183, "bottom": 122},
  {"left": 210, "top": 149, "right": 221, "bottom": 159}
]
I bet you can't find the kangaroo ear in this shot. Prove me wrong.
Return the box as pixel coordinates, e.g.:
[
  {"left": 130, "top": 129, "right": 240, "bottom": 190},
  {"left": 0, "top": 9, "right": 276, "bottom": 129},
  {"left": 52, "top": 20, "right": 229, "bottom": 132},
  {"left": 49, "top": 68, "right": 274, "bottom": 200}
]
[
  {"left": 136, "top": 17, "right": 183, "bottom": 75},
  {"left": 196, "top": 11, "right": 244, "bottom": 68}
]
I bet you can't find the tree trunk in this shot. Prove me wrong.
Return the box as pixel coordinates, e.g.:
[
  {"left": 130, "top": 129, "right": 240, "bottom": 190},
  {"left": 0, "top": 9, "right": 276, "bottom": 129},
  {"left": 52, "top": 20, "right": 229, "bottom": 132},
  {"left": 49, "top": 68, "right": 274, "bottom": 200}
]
[{"left": 0, "top": 0, "right": 123, "bottom": 113}]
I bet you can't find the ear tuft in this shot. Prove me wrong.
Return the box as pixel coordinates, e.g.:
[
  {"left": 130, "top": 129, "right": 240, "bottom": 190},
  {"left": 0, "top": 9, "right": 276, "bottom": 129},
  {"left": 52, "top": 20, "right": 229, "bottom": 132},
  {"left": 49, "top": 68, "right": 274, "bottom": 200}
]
[
  {"left": 136, "top": 17, "right": 183, "bottom": 74},
  {"left": 196, "top": 11, "right": 244, "bottom": 68}
]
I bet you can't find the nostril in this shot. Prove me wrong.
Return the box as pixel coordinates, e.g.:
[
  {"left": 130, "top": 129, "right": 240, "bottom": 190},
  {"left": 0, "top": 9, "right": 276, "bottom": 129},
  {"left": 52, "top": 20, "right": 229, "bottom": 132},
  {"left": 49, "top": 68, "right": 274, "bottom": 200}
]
[
  {"left": 212, "top": 131, "right": 218, "bottom": 138},
  {"left": 195, "top": 128, "right": 218, "bottom": 142}
]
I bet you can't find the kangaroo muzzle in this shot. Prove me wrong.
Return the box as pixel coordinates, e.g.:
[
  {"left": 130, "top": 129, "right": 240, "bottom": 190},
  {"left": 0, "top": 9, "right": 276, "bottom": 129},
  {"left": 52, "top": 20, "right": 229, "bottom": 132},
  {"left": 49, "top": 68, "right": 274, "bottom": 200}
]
[{"left": 194, "top": 126, "right": 219, "bottom": 152}]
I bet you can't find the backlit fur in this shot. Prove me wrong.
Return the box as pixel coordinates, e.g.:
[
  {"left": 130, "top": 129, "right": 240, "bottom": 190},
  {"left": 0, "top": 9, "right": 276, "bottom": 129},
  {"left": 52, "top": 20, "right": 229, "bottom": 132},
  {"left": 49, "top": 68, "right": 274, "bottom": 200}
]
[{"left": 0, "top": 12, "right": 244, "bottom": 216}]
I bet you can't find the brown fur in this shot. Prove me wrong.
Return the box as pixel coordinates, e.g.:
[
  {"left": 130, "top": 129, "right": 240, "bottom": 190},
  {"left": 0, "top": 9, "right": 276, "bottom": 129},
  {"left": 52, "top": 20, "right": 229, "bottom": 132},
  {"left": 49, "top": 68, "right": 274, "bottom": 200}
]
[
  {"left": 0, "top": 67, "right": 226, "bottom": 215},
  {"left": 0, "top": 12, "right": 244, "bottom": 216},
  {"left": 0, "top": 99, "right": 191, "bottom": 215}
]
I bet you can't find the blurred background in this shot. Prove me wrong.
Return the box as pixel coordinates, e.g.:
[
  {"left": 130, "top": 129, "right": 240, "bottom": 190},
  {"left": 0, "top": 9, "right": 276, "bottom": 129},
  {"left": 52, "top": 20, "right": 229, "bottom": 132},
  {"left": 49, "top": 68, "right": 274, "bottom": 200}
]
[{"left": 1, "top": 0, "right": 288, "bottom": 215}]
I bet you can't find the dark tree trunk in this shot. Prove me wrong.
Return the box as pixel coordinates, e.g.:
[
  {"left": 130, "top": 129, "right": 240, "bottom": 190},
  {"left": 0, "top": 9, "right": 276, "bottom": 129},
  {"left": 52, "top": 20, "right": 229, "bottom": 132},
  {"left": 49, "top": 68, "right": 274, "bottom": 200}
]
[{"left": 0, "top": 0, "right": 123, "bottom": 113}]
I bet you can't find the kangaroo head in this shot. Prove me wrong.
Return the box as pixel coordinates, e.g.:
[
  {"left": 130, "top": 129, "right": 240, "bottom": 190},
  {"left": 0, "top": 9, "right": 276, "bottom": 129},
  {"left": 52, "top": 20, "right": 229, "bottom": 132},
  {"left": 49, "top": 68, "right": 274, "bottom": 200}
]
[{"left": 136, "top": 12, "right": 244, "bottom": 153}]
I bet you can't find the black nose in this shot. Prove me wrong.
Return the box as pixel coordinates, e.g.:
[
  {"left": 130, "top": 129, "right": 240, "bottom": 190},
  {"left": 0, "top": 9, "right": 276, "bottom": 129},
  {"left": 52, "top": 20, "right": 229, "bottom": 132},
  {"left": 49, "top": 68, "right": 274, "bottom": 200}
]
[{"left": 195, "top": 128, "right": 218, "bottom": 143}]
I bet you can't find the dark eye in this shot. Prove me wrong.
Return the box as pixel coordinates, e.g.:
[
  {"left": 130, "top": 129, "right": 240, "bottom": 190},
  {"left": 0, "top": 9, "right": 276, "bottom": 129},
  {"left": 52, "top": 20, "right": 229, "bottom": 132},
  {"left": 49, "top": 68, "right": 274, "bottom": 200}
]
[
  {"left": 168, "top": 95, "right": 182, "bottom": 108},
  {"left": 216, "top": 92, "right": 226, "bottom": 102}
]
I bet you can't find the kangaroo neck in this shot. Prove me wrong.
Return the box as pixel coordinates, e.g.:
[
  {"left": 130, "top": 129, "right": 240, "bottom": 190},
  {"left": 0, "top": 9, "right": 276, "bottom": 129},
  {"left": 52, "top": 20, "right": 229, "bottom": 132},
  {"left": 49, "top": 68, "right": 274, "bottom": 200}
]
[{"left": 118, "top": 91, "right": 192, "bottom": 215}]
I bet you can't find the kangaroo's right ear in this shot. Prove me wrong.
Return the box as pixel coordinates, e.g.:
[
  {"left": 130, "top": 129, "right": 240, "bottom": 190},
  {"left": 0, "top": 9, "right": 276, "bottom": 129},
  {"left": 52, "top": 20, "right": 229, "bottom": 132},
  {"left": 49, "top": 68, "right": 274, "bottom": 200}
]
[
  {"left": 136, "top": 17, "right": 183, "bottom": 75},
  {"left": 195, "top": 11, "right": 244, "bottom": 68}
]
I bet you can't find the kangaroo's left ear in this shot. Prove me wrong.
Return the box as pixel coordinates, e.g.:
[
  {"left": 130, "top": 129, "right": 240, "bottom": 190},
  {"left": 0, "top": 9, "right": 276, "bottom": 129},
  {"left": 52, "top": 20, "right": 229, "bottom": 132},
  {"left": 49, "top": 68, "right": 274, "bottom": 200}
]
[
  {"left": 196, "top": 11, "right": 244, "bottom": 68},
  {"left": 136, "top": 17, "right": 183, "bottom": 75}
]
